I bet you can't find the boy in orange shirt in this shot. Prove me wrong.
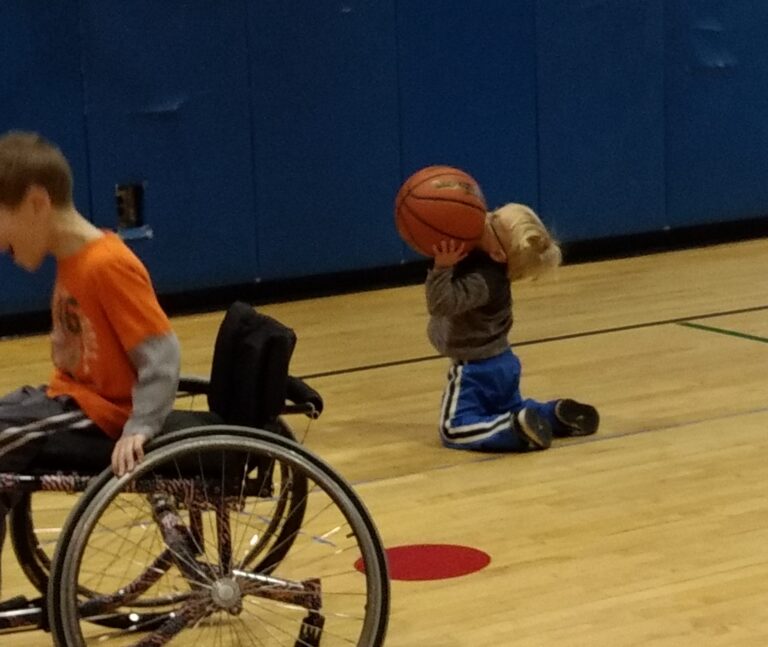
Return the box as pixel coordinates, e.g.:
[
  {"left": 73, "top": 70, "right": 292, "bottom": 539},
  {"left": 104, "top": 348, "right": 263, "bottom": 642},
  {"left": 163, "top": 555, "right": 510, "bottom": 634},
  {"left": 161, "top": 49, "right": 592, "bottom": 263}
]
[{"left": 0, "top": 131, "right": 180, "bottom": 594}]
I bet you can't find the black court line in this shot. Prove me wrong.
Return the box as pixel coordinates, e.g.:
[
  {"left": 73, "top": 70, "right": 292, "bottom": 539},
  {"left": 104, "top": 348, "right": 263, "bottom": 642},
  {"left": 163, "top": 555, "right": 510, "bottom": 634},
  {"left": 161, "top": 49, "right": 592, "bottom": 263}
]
[
  {"left": 300, "top": 303, "right": 768, "bottom": 380},
  {"left": 677, "top": 321, "right": 768, "bottom": 344}
]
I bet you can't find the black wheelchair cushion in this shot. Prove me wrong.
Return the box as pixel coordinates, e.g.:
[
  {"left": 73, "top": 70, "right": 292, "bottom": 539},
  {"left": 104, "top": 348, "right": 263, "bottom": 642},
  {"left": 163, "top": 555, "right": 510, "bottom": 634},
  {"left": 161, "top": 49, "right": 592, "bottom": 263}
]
[
  {"left": 162, "top": 409, "right": 224, "bottom": 433},
  {"left": 208, "top": 302, "right": 297, "bottom": 428},
  {"left": 31, "top": 427, "right": 115, "bottom": 474}
]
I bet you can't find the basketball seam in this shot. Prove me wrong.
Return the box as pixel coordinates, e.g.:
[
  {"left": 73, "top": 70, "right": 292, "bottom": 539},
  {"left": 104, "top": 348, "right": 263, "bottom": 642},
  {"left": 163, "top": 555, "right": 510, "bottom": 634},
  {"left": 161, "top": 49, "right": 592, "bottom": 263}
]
[
  {"left": 406, "top": 195, "right": 487, "bottom": 214},
  {"left": 399, "top": 201, "right": 479, "bottom": 243},
  {"left": 398, "top": 168, "right": 473, "bottom": 208},
  {"left": 398, "top": 202, "right": 431, "bottom": 255},
  {"left": 396, "top": 201, "right": 423, "bottom": 253},
  {"left": 410, "top": 168, "right": 470, "bottom": 193},
  {"left": 396, "top": 166, "right": 486, "bottom": 256},
  {"left": 397, "top": 167, "right": 485, "bottom": 210},
  {"left": 411, "top": 169, "right": 482, "bottom": 192}
]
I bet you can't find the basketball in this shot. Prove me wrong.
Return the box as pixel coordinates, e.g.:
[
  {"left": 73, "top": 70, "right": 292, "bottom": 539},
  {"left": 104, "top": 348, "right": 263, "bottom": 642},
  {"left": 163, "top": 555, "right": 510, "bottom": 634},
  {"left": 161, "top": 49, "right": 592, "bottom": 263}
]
[{"left": 395, "top": 165, "right": 487, "bottom": 257}]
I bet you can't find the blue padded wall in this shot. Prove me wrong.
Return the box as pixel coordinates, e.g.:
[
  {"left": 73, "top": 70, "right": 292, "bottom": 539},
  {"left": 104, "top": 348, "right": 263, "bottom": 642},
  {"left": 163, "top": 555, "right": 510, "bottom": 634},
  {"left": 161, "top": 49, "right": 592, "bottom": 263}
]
[
  {"left": 0, "top": 3, "right": 88, "bottom": 315},
  {"left": 536, "top": 0, "right": 667, "bottom": 241},
  {"left": 397, "top": 0, "right": 539, "bottom": 260},
  {"left": 665, "top": 0, "right": 768, "bottom": 224},
  {"left": 248, "top": 1, "right": 403, "bottom": 278},
  {"left": 80, "top": 0, "right": 258, "bottom": 292},
  {"left": 3, "top": 1, "right": 768, "bottom": 319}
]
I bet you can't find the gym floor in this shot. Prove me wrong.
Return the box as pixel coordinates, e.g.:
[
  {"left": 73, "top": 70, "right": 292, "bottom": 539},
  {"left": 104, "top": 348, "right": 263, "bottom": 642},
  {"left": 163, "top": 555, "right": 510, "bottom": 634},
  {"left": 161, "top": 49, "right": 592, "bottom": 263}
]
[{"left": 3, "top": 237, "right": 768, "bottom": 646}]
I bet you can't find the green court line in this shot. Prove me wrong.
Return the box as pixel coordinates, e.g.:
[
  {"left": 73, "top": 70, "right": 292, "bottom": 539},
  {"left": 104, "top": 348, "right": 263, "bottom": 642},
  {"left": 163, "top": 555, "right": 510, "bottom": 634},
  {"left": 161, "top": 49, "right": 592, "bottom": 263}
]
[{"left": 678, "top": 321, "right": 768, "bottom": 344}]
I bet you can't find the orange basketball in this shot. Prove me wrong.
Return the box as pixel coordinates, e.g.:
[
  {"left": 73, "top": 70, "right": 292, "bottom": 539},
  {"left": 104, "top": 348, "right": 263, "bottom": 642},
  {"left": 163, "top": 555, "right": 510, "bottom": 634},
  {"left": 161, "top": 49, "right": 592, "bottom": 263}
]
[{"left": 395, "top": 165, "right": 487, "bottom": 257}]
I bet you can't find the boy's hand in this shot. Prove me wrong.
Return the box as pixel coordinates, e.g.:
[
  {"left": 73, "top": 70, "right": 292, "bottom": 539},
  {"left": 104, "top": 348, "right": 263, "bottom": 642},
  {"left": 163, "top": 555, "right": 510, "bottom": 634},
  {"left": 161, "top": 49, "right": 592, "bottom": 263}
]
[
  {"left": 112, "top": 433, "right": 147, "bottom": 476},
  {"left": 432, "top": 239, "right": 468, "bottom": 269}
]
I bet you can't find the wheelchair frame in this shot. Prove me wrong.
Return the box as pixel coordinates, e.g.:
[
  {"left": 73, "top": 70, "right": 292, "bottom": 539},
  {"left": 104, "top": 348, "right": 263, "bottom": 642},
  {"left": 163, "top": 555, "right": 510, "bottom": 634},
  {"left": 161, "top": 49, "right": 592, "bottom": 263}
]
[
  {"left": 0, "top": 424, "right": 389, "bottom": 646},
  {"left": 0, "top": 305, "right": 389, "bottom": 646}
]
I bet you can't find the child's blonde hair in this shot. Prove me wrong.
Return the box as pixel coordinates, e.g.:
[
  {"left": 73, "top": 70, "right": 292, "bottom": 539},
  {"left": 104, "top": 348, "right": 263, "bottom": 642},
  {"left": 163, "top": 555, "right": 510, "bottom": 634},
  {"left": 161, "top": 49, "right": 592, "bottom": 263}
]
[{"left": 489, "top": 203, "right": 562, "bottom": 281}]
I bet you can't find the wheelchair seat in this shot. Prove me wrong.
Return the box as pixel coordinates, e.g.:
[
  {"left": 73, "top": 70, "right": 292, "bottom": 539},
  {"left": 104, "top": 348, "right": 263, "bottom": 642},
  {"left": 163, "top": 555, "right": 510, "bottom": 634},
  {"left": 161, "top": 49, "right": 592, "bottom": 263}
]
[{"left": 15, "top": 301, "right": 321, "bottom": 478}]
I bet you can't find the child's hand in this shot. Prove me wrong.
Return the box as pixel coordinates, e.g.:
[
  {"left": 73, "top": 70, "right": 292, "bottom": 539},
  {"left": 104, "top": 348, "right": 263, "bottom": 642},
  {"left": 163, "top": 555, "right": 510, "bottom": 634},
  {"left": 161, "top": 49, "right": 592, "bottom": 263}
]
[
  {"left": 432, "top": 239, "right": 468, "bottom": 269},
  {"left": 112, "top": 433, "right": 147, "bottom": 476}
]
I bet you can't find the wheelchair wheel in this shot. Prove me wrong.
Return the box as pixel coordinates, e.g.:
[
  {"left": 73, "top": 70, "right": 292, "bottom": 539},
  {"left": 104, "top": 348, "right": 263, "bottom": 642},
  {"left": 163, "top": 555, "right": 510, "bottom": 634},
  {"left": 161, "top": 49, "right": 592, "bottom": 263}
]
[
  {"left": 9, "top": 426, "right": 305, "bottom": 602},
  {"left": 48, "top": 426, "right": 389, "bottom": 646},
  {"left": 9, "top": 492, "right": 54, "bottom": 595}
]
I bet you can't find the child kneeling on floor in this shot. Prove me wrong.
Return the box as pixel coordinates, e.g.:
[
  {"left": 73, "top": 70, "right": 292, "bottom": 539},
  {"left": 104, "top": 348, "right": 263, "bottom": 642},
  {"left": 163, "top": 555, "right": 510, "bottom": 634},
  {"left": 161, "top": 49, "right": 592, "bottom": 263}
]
[{"left": 426, "top": 203, "right": 599, "bottom": 452}]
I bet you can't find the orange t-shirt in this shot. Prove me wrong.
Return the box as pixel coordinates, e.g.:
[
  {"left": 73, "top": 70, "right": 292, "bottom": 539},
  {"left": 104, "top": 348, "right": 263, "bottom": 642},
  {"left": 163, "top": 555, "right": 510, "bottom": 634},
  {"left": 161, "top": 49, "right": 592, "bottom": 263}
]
[{"left": 46, "top": 232, "right": 172, "bottom": 439}]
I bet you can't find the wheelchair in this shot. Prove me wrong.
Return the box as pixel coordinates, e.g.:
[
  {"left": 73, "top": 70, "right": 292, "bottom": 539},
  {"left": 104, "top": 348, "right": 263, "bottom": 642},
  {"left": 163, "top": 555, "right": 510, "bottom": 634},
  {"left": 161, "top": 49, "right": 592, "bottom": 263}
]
[{"left": 0, "top": 302, "right": 390, "bottom": 646}]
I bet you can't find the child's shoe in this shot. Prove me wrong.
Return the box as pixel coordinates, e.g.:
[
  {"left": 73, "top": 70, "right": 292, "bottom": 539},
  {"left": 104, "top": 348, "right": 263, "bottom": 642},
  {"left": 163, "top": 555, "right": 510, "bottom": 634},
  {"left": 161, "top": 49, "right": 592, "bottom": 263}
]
[
  {"left": 515, "top": 407, "right": 552, "bottom": 450},
  {"left": 554, "top": 399, "right": 599, "bottom": 437}
]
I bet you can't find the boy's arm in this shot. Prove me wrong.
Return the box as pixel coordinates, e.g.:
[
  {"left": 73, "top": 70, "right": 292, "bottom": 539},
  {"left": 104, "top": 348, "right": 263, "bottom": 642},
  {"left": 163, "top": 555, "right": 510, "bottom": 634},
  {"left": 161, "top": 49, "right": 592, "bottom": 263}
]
[
  {"left": 112, "top": 332, "right": 179, "bottom": 476},
  {"left": 426, "top": 267, "right": 490, "bottom": 316},
  {"left": 124, "top": 332, "right": 181, "bottom": 439}
]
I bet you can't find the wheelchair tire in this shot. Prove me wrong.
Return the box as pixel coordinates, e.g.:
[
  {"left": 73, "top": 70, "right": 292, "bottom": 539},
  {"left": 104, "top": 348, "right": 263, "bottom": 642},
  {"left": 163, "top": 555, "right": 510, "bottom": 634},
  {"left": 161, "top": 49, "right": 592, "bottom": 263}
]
[
  {"left": 48, "top": 425, "right": 389, "bottom": 647},
  {"left": 9, "top": 492, "right": 50, "bottom": 595},
  {"left": 11, "top": 422, "right": 306, "bottom": 603}
]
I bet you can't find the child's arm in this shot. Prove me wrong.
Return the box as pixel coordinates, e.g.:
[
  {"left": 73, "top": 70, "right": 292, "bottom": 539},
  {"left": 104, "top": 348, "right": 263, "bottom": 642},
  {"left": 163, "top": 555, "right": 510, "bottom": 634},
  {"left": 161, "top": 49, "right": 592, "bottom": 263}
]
[
  {"left": 426, "top": 240, "right": 490, "bottom": 316},
  {"left": 125, "top": 333, "right": 180, "bottom": 441},
  {"left": 112, "top": 333, "right": 180, "bottom": 475}
]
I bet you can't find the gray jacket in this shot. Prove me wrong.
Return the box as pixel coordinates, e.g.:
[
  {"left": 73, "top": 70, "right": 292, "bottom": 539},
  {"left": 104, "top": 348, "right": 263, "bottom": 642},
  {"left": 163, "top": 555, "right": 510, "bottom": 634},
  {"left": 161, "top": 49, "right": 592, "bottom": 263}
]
[{"left": 425, "top": 251, "right": 512, "bottom": 362}]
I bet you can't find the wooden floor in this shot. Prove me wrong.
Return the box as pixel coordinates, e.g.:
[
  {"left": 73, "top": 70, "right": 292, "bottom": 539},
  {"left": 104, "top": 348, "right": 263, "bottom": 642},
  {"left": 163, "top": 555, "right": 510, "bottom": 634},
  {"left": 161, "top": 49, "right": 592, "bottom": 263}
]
[{"left": 2, "top": 237, "right": 768, "bottom": 646}]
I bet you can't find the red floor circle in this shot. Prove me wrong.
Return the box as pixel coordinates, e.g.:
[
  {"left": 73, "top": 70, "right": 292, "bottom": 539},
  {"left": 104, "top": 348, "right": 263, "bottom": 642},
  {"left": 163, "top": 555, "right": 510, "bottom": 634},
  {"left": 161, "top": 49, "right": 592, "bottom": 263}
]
[{"left": 355, "top": 543, "right": 491, "bottom": 581}]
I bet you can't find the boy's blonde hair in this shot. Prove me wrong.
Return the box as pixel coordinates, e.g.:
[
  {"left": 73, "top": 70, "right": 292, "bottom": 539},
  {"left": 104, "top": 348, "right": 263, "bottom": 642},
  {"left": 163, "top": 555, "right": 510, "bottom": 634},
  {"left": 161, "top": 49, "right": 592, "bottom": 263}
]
[
  {"left": 489, "top": 203, "right": 562, "bottom": 281},
  {"left": 0, "top": 131, "right": 73, "bottom": 208}
]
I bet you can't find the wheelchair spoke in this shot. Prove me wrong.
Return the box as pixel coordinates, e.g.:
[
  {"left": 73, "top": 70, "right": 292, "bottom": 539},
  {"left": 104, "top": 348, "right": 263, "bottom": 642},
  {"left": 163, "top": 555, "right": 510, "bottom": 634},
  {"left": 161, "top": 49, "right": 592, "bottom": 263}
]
[{"left": 49, "top": 429, "right": 388, "bottom": 646}]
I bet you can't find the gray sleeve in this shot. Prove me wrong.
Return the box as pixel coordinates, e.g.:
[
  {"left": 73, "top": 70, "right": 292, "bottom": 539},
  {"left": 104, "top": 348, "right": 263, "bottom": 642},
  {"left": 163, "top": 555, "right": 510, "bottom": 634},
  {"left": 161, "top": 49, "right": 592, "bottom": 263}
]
[
  {"left": 425, "top": 267, "right": 490, "bottom": 316},
  {"left": 123, "top": 332, "right": 181, "bottom": 440}
]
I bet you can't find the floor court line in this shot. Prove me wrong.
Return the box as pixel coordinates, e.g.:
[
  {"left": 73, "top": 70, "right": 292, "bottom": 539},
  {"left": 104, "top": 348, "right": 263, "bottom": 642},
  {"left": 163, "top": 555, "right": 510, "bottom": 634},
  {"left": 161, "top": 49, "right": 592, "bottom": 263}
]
[
  {"left": 300, "top": 302, "right": 768, "bottom": 380},
  {"left": 677, "top": 321, "right": 768, "bottom": 344}
]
